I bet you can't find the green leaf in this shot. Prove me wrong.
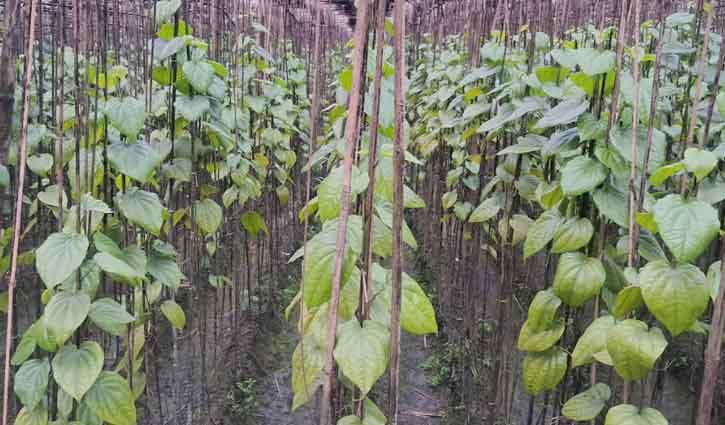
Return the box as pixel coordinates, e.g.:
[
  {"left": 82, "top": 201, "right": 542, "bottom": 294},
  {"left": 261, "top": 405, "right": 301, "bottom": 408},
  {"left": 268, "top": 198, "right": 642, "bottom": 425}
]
[
  {"left": 174, "top": 95, "right": 209, "bottom": 121},
  {"left": 469, "top": 197, "right": 501, "bottom": 223},
  {"left": 652, "top": 194, "right": 719, "bottom": 263},
  {"left": 182, "top": 60, "right": 214, "bottom": 93},
  {"left": 338, "top": 417, "right": 363, "bottom": 425},
  {"left": 553, "top": 253, "right": 605, "bottom": 307},
  {"left": 552, "top": 217, "right": 594, "bottom": 253},
  {"left": 594, "top": 185, "right": 630, "bottom": 228},
  {"left": 107, "top": 140, "right": 166, "bottom": 184},
  {"left": 161, "top": 299, "right": 186, "bottom": 330},
  {"left": 604, "top": 404, "right": 668, "bottom": 425},
  {"left": 147, "top": 253, "right": 185, "bottom": 290},
  {"left": 522, "top": 347, "right": 567, "bottom": 395},
  {"left": 523, "top": 209, "right": 563, "bottom": 259},
  {"left": 105, "top": 97, "right": 146, "bottom": 139},
  {"left": 154, "top": 0, "right": 182, "bottom": 25},
  {"left": 649, "top": 162, "right": 685, "bottom": 186},
  {"left": 27, "top": 153, "right": 54, "bottom": 177},
  {"left": 683, "top": 147, "right": 718, "bottom": 180},
  {"left": 89, "top": 298, "right": 135, "bottom": 336},
  {"left": 571, "top": 315, "right": 616, "bottom": 368},
  {"left": 611, "top": 126, "right": 666, "bottom": 172},
  {"left": 376, "top": 271, "right": 438, "bottom": 335},
  {"left": 14, "top": 358, "right": 50, "bottom": 410},
  {"left": 35, "top": 231, "right": 89, "bottom": 289},
  {"left": 93, "top": 245, "right": 147, "bottom": 286},
  {"left": 84, "top": 371, "right": 137, "bottom": 425},
  {"left": 606, "top": 319, "right": 667, "bottom": 381},
  {"left": 535, "top": 99, "right": 589, "bottom": 129},
  {"left": 318, "top": 165, "right": 369, "bottom": 222},
  {"left": 0, "top": 164, "right": 9, "bottom": 188},
  {"left": 194, "top": 199, "right": 223, "bottom": 235},
  {"left": 45, "top": 291, "right": 91, "bottom": 345},
  {"left": 11, "top": 331, "right": 36, "bottom": 366},
  {"left": 52, "top": 341, "right": 104, "bottom": 400},
  {"left": 562, "top": 383, "right": 612, "bottom": 421},
  {"left": 14, "top": 405, "right": 48, "bottom": 425},
  {"left": 707, "top": 261, "right": 722, "bottom": 302},
  {"left": 240, "top": 211, "right": 269, "bottom": 237},
  {"left": 561, "top": 156, "right": 608, "bottom": 196},
  {"left": 115, "top": 187, "right": 165, "bottom": 236},
  {"left": 334, "top": 320, "right": 389, "bottom": 395},
  {"left": 292, "top": 336, "right": 324, "bottom": 410},
  {"left": 517, "top": 290, "right": 565, "bottom": 352},
  {"left": 639, "top": 260, "right": 709, "bottom": 336},
  {"left": 612, "top": 286, "right": 644, "bottom": 320}
]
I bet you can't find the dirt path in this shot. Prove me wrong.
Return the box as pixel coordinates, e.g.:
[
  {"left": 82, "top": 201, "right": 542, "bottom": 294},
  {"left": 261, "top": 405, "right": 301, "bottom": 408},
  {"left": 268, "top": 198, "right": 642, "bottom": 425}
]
[{"left": 252, "top": 315, "right": 446, "bottom": 425}]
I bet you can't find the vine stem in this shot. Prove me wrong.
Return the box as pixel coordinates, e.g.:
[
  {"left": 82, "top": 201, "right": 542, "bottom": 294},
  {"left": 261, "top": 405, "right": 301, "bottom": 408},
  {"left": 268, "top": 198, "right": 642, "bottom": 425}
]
[
  {"left": 1, "top": 1, "right": 38, "bottom": 424},
  {"left": 388, "top": 0, "right": 406, "bottom": 422},
  {"left": 319, "top": 2, "right": 371, "bottom": 424}
]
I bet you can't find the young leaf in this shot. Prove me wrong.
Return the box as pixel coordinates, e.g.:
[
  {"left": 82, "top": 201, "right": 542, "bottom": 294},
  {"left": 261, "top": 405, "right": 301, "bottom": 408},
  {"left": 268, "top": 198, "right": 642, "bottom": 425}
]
[
  {"left": 193, "top": 199, "right": 223, "bottom": 235},
  {"left": 551, "top": 217, "right": 594, "bottom": 253}
]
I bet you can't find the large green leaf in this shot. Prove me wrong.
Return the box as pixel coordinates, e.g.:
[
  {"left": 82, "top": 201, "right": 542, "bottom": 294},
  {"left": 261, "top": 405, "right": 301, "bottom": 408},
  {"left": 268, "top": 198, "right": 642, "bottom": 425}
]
[
  {"left": 523, "top": 209, "right": 563, "bottom": 259},
  {"left": 611, "top": 126, "right": 666, "bottom": 172},
  {"left": 652, "top": 194, "right": 719, "bottom": 263},
  {"left": 194, "top": 199, "right": 223, "bottom": 235},
  {"left": 105, "top": 97, "right": 146, "bottom": 139},
  {"left": 561, "top": 156, "right": 608, "bottom": 196},
  {"left": 535, "top": 99, "right": 589, "bottom": 129},
  {"left": 35, "top": 231, "right": 89, "bottom": 289},
  {"left": 115, "top": 187, "right": 165, "bottom": 236},
  {"left": 107, "top": 140, "right": 165, "bottom": 183},
  {"left": 553, "top": 253, "right": 605, "bottom": 307},
  {"left": 683, "top": 147, "right": 718, "bottom": 180},
  {"left": 52, "top": 341, "right": 104, "bottom": 400},
  {"left": 318, "top": 165, "right": 369, "bottom": 222},
  {"left": 375, "top": 271, "right": 438, "bottom": 335},
  {"left": 334, "top": 320, "right": 389, "bottom": 395},
  {"left": 182, "top": 60, "right": 214, "bottom": 93},
  {"left": 593, "top": 185, "right": 629, "bottom": 228},
  {"left": 604, "top": 404, "right": 668, "bottom": 425},
  {"left": 27, "top": 153, "right": 54, "bottom": 177},
  {"left": 522, "top": 347, "right": 567, "bottom": 395},
  {"left": 292, "top": 336, "right": 324, "bottom": 410},
  {"left": 518, "top": 290, "right": 565, "bottom": 352},
  {"left": 44, "top": 291, "right": 91, "bottom": 345},
  {"left": 571, "top": 315, "right": 616, "bottom": 367},
  {"left": 175, "top": 95, "right": 210, "bottom": 121},
  {"left": 562, "top": 383, "right": 612, "bottom": 421},
  {"left": 606, "top": 320, "right": 667, "bottom": 381},
  {"left": 639, "top": 260, "right": 709, "bottom": 336},
  {"left": 551, "top": 217, "right": 594, "bottom": 253},
  {"left": 84, "top": 371, "right": 137, "bottom": 425},
  {"left": 88, "top": 298, "right": 135, "bottom": 336},
  {"left": 14, "top": 358, "right": 50, "bottom": 410}
]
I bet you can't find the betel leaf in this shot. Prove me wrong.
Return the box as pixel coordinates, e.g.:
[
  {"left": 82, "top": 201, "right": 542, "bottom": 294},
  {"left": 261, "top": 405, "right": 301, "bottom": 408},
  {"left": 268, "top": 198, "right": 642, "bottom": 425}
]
[
  {"left": 317, "top": 165, "right": 369, "bottom": 222},
  {"left": 115, "top": 187, "right": 165, "bottom": 236},
  {"left": 649, "top": 162, "right": 685, "bottom": 186},
  {"left": 240, "top": 211, "right": 269, "bottom": 237},
  {"left": 174, "top": 95, "right": 210, "bottom": 121},
  {"left": 105, "top": 97, "right": 146, "bottom": 139},
  {"left": 469, "top": 197, "right": 501, "bottom": 223},
  {"left": 652, "top": 194, "right": 719, "bottom": 263},
  {"left": 562, "top": 383, "right": 612, "bottom": 421},
  {"left": 35, "top": 231, "right": 89, "bottom": 289},
  {"left": 553, "top": 253, "right": 605, "bottom": 307},
  {"left": 27, "top": 153, "right": 53, "bottom": 177},
  {"left": 193, "top": 199, "right": 223, "bottom": 235},
  {"left": 571, "top": 315, "right": 616, "bottom": 368},
  {"left": 551, "top": 217, "right": 594, "bottom": 253},
  {"left": 154, "top": 0, "right": 181, "bottom": 25},
  {"left": 594, "top": 184, "right": 629, "bottom": 228},
  {"left": 84, "top": 371, "right": 137, "bottom": 425},
  {"left": 333, "top": 320, "right": 389, "bottom": 395},
  {"left": 561, "top": 156, "right": 608, "bottom": 196},
  {"left": 292, "top": 335, "right": 324, "bottom": 410},
  {"left": 639, "top": 260, "right": 709, "bottom": 336},
  {"left": 14, "top": 357, "right": 50, "bottom": 410},
  {"left": 535, "top": 99, "right": 589, "bottom": 129},
  {"left": 161, "top": 300, "right": 186, "bottom": 330},
  {"left": 107, "top": 140, "right": 165, "bottom": 184},
  {"left": 182, "top": 60, "right": 214, "bottom": 93},
  {"left": 517, "top": 290, "right": 565, "bottom": 352},
  {"left": 683, "top": 147, "right": 718, "bottom": 180},
  {"left": 523, "top": 209, "right": 563, "bottom": 260},
  {"left": 606, "top": 319, "right": 667, "bottom": 381},
  {"left": 522, "top": 346, "right": 567, "bottom": 395},
  {"left": 52, "top": 341, "right": 104, "bottom": 401},
  {"left": 88, "top": 298, "right": 135, "bottom": 336},
  {"left": 93, "top": 244, "right": 147, "bottom": 287},
  {"left": 14, "top": 405, "right": 48, "bottom": 425},
  {"left": 147, "top": 252, "right": 185, "bottom": 290},
  {"left": 535, "top": 181, "right": 563, "bottom": 209},
  {"left": 611, "top": 126, "right": 666, "bottom": 172},
  {"left": 604, "top": 404, "right": 668, "bottom": 425},
  {"left": 612, "top": 286, "right": 644, "bottom": 320},
  {"left": 44, "top": 291, "right": 91, "bottom": 345},
  {"left": 378, "top": 271, "right": 438, "bottom": 335}
]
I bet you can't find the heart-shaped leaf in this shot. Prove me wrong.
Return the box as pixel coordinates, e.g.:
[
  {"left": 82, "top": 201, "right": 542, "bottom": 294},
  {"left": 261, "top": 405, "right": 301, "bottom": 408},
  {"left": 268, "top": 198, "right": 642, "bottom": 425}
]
[
  {"left": 683, "top": 147, "right": 718, "bottom": 180},
  {"left": 518, "top": 290, "right": 565, "bottom": 352},
  {"left": 334, "top": 320, "right": 389, "bottom": 395},
  {"left": 193, "top": 199, "right": 223, "bottom": 235},
  {"left": 89, "top": 298, "right": 135, "bottom": 336},
  {"left": 44, "top": 291, "right": 91, "bottom": 345},
  {"left": 562, "top": 383, "right": 612, "bottom": 421},
  {"left": 553, "top": 252, "right": 605, "bottom": 307},
  {"left": 606, "top": 319, "right": 667, "bottom": 381},
  {"left": 105, "top": 97, "right": 146, "bottom": 139},
  {"left": 174, "top": 95, "right": 210, "bottom": 121},
  {"left": 52, "top": 341, "right": 104, "bottom": 400},
  {"left": 571, "top": 315, "right": 616, "bottom": 367},
  {"left": 561, "top": 156, "right": 608, "bottom": 197},
  {"left": 161, "top": 299, "right": 186, "bottom": 330},
  {"left": 522, "top": 346, "right": 567, "bottom": 395},
  {"left": 552, "top": 217, "right": 594, "bottom": 253},
  {"left": 182, "top": 60, "right": 214, "bottom": 93},
  {"left": 639, "top": 260, "right": 709, "bottom": 336},
  {"left": 115, "top": 187, "right": 165, "bottom": 236},
  {"left": 107, "top": 140, "right": 165, "bottom": 183},
  {"left": 14, "top": 358, "right": 50, "bottom": 410},
  {"left": 35, "top": 231, "right": 89, "bottom": 289},
  {"left": 523, "top": 209, "right": 563, "bottom": 259},
  {"left": 84, "top": 371, "right": 137, "bottom": 425},
  {"left": 611, "top": 286, "right": 644, "bottom": 320},
  {"left": 604, "top": 404, "right": 668, "bottom": 425},
  {"left": 653, "top": 194, "right": 719, "bottom": 263}
]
